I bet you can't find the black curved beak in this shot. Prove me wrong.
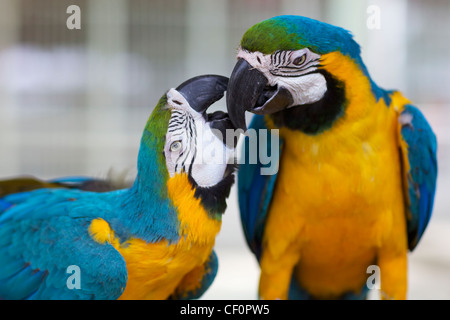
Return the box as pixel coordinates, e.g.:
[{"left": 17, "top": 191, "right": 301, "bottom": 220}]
[
  {"left": 176, "top": 74, "right": 237, "bottom": 148},
  {"left": 226, "top": 59, "right": 293, "bottom": 131},
  {"left": 176, "top": 74, "right": 229, "bottom": 114}
]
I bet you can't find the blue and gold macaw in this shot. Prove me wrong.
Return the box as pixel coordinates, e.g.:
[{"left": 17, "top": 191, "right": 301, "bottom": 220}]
[
  {"left": 0, "top": 75, "right": 237, "bottom": 300},
  {"left": 226, "top": 15, "right": 437, "bottom": 300}
]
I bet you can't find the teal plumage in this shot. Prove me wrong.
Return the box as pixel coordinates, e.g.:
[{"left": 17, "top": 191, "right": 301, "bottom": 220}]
[{"left": 0, "top": 188, "right": 128, "bottom": 299}]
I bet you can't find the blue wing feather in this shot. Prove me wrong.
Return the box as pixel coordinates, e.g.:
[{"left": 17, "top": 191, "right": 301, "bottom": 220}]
[
  {"left": 399, "top": 104, "right": 438, "bottom": 250},
  {"left": 0, "top": 188, "right": 128, "bottom": 299},
  {"left": 238, "top": 115, "right": 282, "bottom": 260}
]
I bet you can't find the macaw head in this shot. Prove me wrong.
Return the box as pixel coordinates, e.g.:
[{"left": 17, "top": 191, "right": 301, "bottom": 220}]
[
  {"left": 138, "top": 75, "right": 236, "bottom": 216},
  {"left": 226, "top": 15, "right": 383, "bottom": 133}
]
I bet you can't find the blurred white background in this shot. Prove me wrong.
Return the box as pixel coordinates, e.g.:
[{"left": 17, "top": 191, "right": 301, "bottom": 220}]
[{"left": 0, "top": 0, "right": 449, "bottom": 300}]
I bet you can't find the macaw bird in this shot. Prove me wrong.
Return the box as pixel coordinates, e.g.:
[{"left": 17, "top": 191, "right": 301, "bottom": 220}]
[
  {"left": 0, "top": 74, "right": 237, "bottom": 300},
  {"left": 226, "top": 15, "right": 437, "bottom": 300}
]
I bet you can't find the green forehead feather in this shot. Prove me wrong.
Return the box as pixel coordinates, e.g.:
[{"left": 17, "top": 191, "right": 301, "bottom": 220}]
[
  {"left": 240, "top": 15, "right": 361, "bottom": 59},
  {"left": 241, "top": 19, "right": 304, "bottom": 54},
  {"left": 145, "top": 94, "right": 171, "bottom": 139},
  {"left": 139, "top": 94, "right": 171, "bottom": 182}
]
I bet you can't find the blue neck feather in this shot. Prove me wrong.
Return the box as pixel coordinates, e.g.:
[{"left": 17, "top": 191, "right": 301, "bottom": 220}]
[{"left": 109, "top": 128, "right": 181, "bottom": 244}]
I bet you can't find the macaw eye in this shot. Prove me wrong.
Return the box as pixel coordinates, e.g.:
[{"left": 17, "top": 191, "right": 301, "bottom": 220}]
[
  {"left": 293, "top": 54, "right": 306, "bottom": 66},
  {"left": 170, "top": 141, "right": 182, "bottom": 152}
]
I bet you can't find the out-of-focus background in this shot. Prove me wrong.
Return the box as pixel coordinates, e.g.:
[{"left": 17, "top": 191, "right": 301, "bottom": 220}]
[{"left": 0, "top": 0, "right": 448, "bottom": 299}]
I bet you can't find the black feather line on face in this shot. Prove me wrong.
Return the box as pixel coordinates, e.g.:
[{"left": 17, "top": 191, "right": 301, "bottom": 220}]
[
  {"left": 269, "top": 69, "right": 347, "bottom": 134},
  {"left": 187, "top": 163, "right": 237, "bottom": 218}
]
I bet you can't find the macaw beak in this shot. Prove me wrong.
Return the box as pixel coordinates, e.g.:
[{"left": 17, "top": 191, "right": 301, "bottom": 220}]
[
  {"left": 176, "top": 74, "right": 229, "bottom": 114},
  {"left": 226, "top": 59, "right": 293, "bottom": 131},
  {"left": 176, "top": 74, "right": 237, "bottom": 148}
]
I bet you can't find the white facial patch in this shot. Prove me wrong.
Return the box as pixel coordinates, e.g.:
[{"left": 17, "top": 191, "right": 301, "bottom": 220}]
[
  {"left": 237, "top": 47, "right": 327, "bottom": 107},
  {"left": 191, "top": 121, "right": 235, "bottom": 187},
  {"left": 164, "top": 88, "right": 234, "bottom": 188},
  {"left": 276, "top": 72, "right": 327, "bottom": 106}
]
